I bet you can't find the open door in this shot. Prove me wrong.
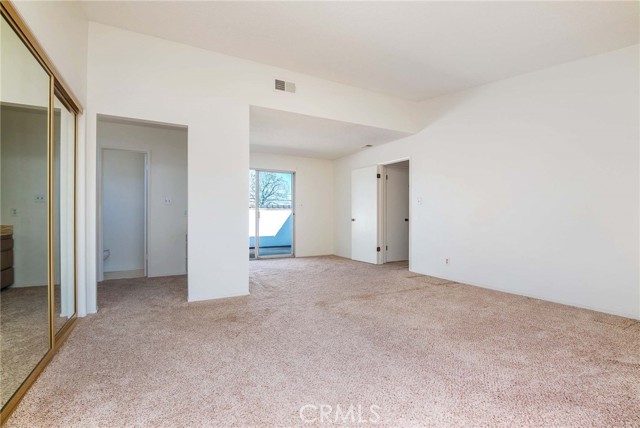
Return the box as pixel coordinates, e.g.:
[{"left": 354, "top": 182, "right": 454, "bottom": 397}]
[
  {"left": 384, "top": 165, "right": 410, "bottom": 262},
  {"left": 351, "top": 166, "right": 380, "bottom": 264}
]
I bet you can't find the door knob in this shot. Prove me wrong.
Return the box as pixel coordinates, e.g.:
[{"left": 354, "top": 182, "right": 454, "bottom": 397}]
[
  {"left": 351, "top": 218, "right": 356, "bottom": 222},
  {"left": 405, "top": 218, "right": 409, "bottom": 222}
]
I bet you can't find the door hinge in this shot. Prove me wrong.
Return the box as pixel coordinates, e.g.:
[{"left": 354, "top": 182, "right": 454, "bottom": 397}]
[
  {"left": 386, "top": 174, "right": 388, "bottom": 180},
  {"left": 376, "top": 173, "right": 381, "bottom": 178},
  {"left": 386, "top": 245, "right": 388, "bottom": 250},
  {"left": 376, "top": 246, "right": 381, "bottom": 252}
]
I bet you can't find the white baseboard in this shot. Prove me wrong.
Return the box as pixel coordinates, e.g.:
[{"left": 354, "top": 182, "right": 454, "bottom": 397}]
[{"left": 103, "top": 269, "right": 145, "bottom": 280}]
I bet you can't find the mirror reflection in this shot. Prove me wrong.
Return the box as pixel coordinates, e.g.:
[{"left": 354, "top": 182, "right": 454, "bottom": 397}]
[
  {"left": 0, "top": 15, "right": 52, "bottom": 407},
  {"left": 53, "top": 96, "right": 75, "bottom": 333}
]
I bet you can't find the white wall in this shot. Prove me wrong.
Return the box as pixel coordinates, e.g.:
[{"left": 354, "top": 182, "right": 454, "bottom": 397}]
[
  {"left": 1, "top": 107, "right": 49, "bottom": 287},
  {"left": 98, "top": 120, "right": 188, "bottom": 278},
  {"left": 87, "top": 26, "right": 250, "bottom": 307},
  {"left": 1, "top": 15, "right": 51, "bottom": 288},
  {"left": 87, "top": 100, "right": 247, "bottom": 306},
  {"left": 101, "top": 149, "right": 146, "bottom": 274},
  {"left": 85, "top": 22, "right": 422, "bottom": 311},
  {"left": 250, "top": 151, "right": 333, "bottom": 257},
  {"left": 334, "top": 45, "right": 640, "bottom": 319},
  {"left": 0, "top": 17, "right": 50, "bottom": 108},
  {"left": 0, "top": 105, "right": 74, "bottom": 291},
  {"left": 86, "top": 23, "right": 419, "bottom": 135},
  {"left": 10, "top": 1, "right": 88, "bottom": 104},
  {"left": 16, "top": 4, "right": 637, "bottom": 318}
]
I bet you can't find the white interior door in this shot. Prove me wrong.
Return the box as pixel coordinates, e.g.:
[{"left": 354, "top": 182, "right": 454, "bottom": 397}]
[
  {"left": 385, "top": 166, "right": 410, "bottom": 262},
  {"left": 351, "top": 166, "right": 380, "bottom": 264}
]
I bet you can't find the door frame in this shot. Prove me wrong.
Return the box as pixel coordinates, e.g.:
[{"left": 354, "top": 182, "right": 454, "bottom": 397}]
[
  {"left": 97, "top": 147, "right": 150, "bottom": 280},
  {"left": 381, "top": 159, "right": 411, "bottom": 264},
  {"left": 250, "top": 168, "right": 296, "bottom": 259},
  {"left": 350, "top": 157, "right": 411, "bottom": 267}
]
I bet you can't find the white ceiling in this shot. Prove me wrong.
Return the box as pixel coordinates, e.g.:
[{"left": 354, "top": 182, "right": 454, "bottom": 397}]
[
  {"left": 250, "top": 106, "right": 410, "bottom": 160},
  {"left": 83, "top": 1, "right": 639, "bottom": 101}
]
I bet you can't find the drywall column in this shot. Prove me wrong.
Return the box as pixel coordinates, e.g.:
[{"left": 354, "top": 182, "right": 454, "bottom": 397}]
[{"left": 187, "top": 102, "right": 250, "bottom": 301}]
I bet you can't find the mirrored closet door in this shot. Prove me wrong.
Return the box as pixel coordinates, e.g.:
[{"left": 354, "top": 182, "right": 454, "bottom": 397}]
[
  {"left": 0, "top": 11, "right": 52, "bottom": 408},
  {"left": 1, "top": 2, "right": 80, "bottom": 421}
]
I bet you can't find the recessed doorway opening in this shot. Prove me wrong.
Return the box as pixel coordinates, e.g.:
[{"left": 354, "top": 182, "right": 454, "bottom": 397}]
[
  {"left": 382, "top": 160, "right": 410, "bottom": 263},
  {"left": 96, "top": 115, "right": 188, "bottom": 289},
  {"left": 101, "top": 148, "right": 148, "bottom": 280}
]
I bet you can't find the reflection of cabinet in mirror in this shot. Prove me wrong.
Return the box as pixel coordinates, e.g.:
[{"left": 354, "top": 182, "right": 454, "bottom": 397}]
[
  {"left": 0, "top": 2, "right": 81, "bottom": 423},
  {"left": 1, "top": 226, "right": 14, "bottom": 289}
]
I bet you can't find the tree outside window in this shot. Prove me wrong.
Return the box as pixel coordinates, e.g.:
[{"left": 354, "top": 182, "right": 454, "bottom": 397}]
[{"left": 249, "top": 170, "right": 291, "bottom": 208}]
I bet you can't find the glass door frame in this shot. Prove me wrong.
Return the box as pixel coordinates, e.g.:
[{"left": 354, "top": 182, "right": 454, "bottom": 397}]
[
  {"left": 250, "top": 168, "right": 295, "bottom": 259},
  {"left": 52, "top": 89, "right": 79, "bottom": 339}
]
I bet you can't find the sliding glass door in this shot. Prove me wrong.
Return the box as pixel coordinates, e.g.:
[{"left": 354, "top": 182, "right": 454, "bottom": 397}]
[{"left": 249, "top": 170, "right": 294, "bottom": 259}]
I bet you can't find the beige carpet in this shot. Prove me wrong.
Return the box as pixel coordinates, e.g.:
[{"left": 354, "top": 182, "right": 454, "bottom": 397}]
[
  {"left": 1, "top": 284, "right": 71, "bottom": 407},
  {"left": 0, "top": 286, "right": 50, "bottom": 407},
  {"left": 5, "top": 256, "right": 640, "bottom": 427}
]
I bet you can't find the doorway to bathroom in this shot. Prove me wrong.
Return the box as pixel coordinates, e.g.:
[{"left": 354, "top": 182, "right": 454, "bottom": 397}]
[{"left": 101, "top": 148, "right": 148, "bottom": 279}]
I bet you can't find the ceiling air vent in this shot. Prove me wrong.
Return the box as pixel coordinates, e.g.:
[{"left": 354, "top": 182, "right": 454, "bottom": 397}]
[{"left": 275, "top": 79, "right": 296, "bottom": 93}]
